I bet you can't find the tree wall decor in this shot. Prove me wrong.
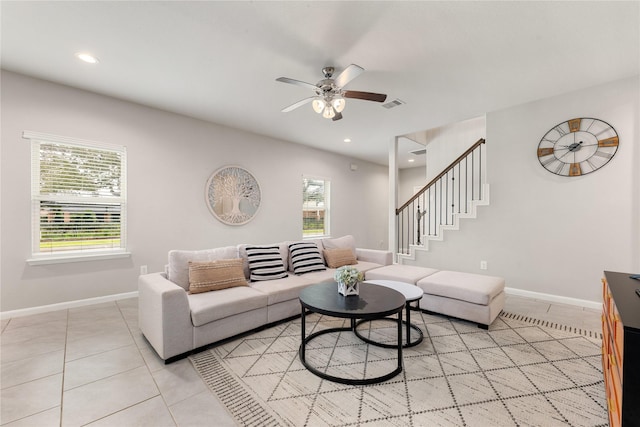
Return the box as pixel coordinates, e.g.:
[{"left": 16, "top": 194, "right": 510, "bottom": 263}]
[{"left": 205, "top": 166, "right": 261, "bottom": 225}]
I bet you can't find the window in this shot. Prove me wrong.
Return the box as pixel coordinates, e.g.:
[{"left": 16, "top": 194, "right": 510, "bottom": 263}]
[
  {"left": 25, "top": 131, "right": 128, "bottom": 264},
  {"left": 302, "top": 176, "right": 330, "bottom": 237}
]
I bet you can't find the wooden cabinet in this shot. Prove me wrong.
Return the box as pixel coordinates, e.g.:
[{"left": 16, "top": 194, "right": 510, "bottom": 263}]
[{"left": 602, "top": 271, "right": 640, "bottom": 427}]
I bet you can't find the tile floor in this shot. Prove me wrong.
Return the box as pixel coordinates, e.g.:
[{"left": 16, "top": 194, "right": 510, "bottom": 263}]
[{"left": 0, "top": 294, "right": 602, "bottom": 426}]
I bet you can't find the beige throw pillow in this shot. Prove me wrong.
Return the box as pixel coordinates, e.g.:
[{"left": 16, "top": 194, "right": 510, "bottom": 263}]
[
  {"left": 323, "top": 248, "right": 357, "bottom": 269},
  {"left": 188, "top": 258, "right": 248, "bottom": 294}
]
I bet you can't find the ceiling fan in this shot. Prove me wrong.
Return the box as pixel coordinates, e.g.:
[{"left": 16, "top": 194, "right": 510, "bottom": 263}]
[{"left": 276, "top": 64, "right": 387, "bottom": 121}]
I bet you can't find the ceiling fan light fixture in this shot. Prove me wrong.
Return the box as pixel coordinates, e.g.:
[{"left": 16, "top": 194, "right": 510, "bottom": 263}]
[
  {"left": 332, "top": 97, "right": 345, "bottom": 113},
  {"left": 322, "top": 105, "right": 336, "bottom": 119},
  {"left": 312, "top": 98, "right": 326, "bottom": 114}
]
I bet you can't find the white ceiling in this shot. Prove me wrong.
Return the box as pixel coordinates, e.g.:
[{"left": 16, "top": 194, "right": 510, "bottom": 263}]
[{"left": 2, "top": 1, "right": 638, "bottom": 168}]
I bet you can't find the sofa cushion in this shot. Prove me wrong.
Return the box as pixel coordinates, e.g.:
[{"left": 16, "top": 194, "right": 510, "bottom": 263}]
[
  {"left": 322, "top": 235, "right": 356, "bottom": 257},
  {"left": 417, "top": 271, "right": 505, "bottom": 306},
  {"left": 168, "top": 246, "right": 239, "bottom": 290},
  {"left": 323, "top": 248, "right": 357, "bottom": 268},
  {"left": 352, "top": 260, "right": 386, "bottom": 274},
  {"left": 245, "top": 245, "right": 288, "bottom": 281},
  {"left": 250, "top": 275, "right": 313, "bottom": 305},
  {"left": 365, "top": 264, "right": 439, "bottom": 285},
  {"left": 188, "top": 259, "right": 248, "bottom": 294},
  {"left": 288, "top": 242, "right": 326, "bottom": 275},
  {"left": 188, "top": 286, "right": 268, "bottom": 326}
]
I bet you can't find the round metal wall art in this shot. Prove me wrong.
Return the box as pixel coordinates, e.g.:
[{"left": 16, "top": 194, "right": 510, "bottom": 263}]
[{"left": 205, "top": 166, "right": 261, "bottom": 225}]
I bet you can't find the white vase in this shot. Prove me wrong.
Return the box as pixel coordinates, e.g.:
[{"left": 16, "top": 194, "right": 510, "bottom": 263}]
[{"left": 338, "top": 280, "right": 359, "bottom": 296}]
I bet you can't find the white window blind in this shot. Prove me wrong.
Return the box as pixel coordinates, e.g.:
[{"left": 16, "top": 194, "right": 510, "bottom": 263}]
[
  {"left": 25, "top": 131, "right": 127, "bottom": 262},
  {"left": 302, "top": 176, "right": 330, "bottom": 238}
]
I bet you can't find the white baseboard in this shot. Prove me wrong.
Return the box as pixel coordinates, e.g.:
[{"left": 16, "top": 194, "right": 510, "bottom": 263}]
[
  {"left": 505, "top": 287, "right": 601, "bottom": 310},
  {"left": 0, "top": 291, "right": 139, "bottom": 320}
]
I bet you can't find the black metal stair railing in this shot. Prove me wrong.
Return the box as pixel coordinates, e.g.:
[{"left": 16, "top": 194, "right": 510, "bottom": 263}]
[{"left": 396, "top": 138, "right": 486, "bottom": 255}]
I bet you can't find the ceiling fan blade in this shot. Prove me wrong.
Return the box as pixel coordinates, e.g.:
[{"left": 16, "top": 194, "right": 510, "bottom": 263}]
[
  {"left": 276, "top": 77, "right": 318, "bottom": 92},
  {"left": 281, "top": 97, "right": 315, "bottom": 113},
  {"left": 344, "top": 90, "right": 387, "bottom": 103},
  {"left": 332, "top": 112, "right": 343, "bottom": 121},
  {"left": 334, "top": 64, "right": 364, "bottom": 88}
]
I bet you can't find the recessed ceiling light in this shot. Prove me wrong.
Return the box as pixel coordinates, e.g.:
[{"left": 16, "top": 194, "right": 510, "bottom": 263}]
[
  {"left": 344, "top": 138, "right": 351, "bottom": 143},
  {"left": 408, "top": 159, "right": 415, "bottom": 163},
  {"left": 75, "top": 52, "right": 99, "bottom": 64}
]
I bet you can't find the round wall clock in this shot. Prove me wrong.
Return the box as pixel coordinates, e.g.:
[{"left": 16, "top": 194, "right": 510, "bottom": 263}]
[
  {"left": 537, "top": 117, "right": 619, "bottom": 177},
  {"left": 205, "top": 166, "right": 261, "bottom": 225}
]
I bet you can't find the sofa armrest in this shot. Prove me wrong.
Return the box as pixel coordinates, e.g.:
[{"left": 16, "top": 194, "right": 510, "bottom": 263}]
[
  {"left": 138, "top": 272, "right": 193, "bottom": 361},
  {"left": 355, "top": 248, "right": 393, "bottom": 266}
]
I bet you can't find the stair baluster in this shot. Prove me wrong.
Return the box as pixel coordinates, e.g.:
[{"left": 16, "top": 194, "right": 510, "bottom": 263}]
[{"left": 396, "top": 138, "right": 486, "bottom": 256}]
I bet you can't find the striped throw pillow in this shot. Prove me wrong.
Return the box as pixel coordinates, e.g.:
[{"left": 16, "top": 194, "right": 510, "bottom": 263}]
[
  {"left": 288, "top": 242, "right": 326, "bottom": 275},
  {"left": 245, "top": 246, "right": 288, "bottom": 281}
]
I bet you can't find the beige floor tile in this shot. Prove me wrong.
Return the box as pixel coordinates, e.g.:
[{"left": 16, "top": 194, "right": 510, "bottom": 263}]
[
  {"left": 0, "top": 320, "right": 67, "bottom": 345},
  {"left": 1, "top": 318, "right": 9, "bottom": 333},
  {"left": 65, "top": 328, "right": 136, "bottom": 362},
  {"left": 139, "top": 347, "right": 166, "bottom": 373},
  {"left": 1, "top": 406, "right": 60, "bottom": 427},
  {"left": 64, "top": 344, "right": 145, "bottom": 390},
  {"left": 0, "top": 332, "right": 67, "bottom": 364},
  {"left": 66, "top": 318, "right": 130, "bottom": 343},
  {"left": 1, "top": 349, "right": 64, "bottom": 389},
  {"left": 86, "top": 396, "right": 176, "bottom": 427},
  {"left": 151, "top": 358, "right": 207, "bottom": 406},
  {"left": 61, "top": 366, "right": 159, "bottom": 427},
  {"left": 2, "top": 310, "right": 67, "bottom": 331},
  {"left": 169, "top": 390, "right": 236, "bottom": 427},
  {"left": 0, "top": 373, "right": 62, "bottom": 424}
]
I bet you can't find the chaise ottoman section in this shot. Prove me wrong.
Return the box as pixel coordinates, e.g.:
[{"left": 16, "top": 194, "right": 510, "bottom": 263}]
[
  {"left": 365, "top": 264, "right": 439, "bottom": 284},
  {"left": 416, "top": 270, "right": 505, "bottom": 328}
]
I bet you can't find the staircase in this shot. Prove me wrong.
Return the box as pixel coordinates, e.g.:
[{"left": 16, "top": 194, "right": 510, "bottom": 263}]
[{"left": 396, "top": 138, "right": 488, "bottom": 262}]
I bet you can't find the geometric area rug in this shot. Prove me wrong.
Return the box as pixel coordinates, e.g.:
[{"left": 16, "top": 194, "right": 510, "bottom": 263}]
[{"left": 190, "top": 311, "right": 607, "bottom": 426}]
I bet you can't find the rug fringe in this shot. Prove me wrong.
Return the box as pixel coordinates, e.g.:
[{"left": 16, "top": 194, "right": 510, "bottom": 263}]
[
  {"left": 500, "top": 311, "right": 602, "bottom": 339},
  {"left": 190, "top": 351, "right": 282, "bottom": 427}
]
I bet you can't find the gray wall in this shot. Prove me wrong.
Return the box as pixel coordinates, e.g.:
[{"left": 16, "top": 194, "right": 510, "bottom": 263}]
[
  {"left": 0, "top": 71, "right": 389, "bottom": 312},
  {"left": 405, "top": 76, "right": 640, "bottom": 304}
]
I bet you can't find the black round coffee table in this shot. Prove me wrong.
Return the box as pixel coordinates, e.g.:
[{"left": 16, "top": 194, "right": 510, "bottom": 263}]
[{"left": 299, "top": 281, "right": 406, "bottom": 385}]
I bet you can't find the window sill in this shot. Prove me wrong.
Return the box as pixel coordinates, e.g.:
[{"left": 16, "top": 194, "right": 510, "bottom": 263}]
[
  {"left": 303, "top": 235, "right": 330, "bottom": 240},
  {"left": 27, "top": 251, "right": 131, "bottom": 266}
]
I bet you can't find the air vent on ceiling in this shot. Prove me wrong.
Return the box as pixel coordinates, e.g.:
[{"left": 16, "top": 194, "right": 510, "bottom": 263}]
[
  {"left": 382, "top": 99, "right": 405, "bottom": 109},
  {"left": 410, "top": 148, "right": 426, "bottom": 155}
]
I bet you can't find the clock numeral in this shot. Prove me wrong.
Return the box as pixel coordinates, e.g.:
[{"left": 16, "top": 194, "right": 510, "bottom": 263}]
[
  {"left": 598, "top": 136, "right": 619, "bottom": 147},
  {"left": 541, "top": 156, "right": 558, "bottom": 167},
  {"left": 594, "top": 150, "right": 613, "bottom": 159},
  {"left": 554, "top": 125, "right": 568, "bottom": 137},
  {"left": 583, "top": 159, "right": 597, "bottom": 172},
  {"left": 537, "top": 147, "right": 554, "bottom": 157},
  {"left": 568, "top": 118, "right": 581, "bottom": 132},
  {"left": 569, "top": 163, "right": 582, "bottom": 176}
]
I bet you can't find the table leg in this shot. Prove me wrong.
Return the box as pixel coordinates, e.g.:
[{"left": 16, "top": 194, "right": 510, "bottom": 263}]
[
  {"left": 405, "top": 305, "right": 411, "bottom": 345},
  {"left": 300, "top": 304, "right": 306, "bottom": 362},
  {"left": 397, "top": 311, "right": 403, "bottom": 370}
]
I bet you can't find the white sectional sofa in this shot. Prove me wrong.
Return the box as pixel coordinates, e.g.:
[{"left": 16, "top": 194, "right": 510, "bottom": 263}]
[
  {"left": 138, "top": 235, "right": 391, "bottom": 362},
  {"left": 139, "top": 235, "right": 505, "bottom": 363}
]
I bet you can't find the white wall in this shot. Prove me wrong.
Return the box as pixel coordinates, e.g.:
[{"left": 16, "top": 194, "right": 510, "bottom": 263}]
[
  {"left": 424, "top": 116, "right": 486, "bottom": 182},
  {"left": 405, "top": 76, "right": 639, "bottom": 304},
  {"left": 398, "top": 166, "right": 426, "bottom": 205},
  {"left": 0, "top": 71, "right": 389, "bottom": 312}
]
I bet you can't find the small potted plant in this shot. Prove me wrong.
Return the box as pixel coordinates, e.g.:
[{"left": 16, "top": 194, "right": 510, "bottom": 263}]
[{"left": 335, "top": 266, "right": 364, "bottom": 296}]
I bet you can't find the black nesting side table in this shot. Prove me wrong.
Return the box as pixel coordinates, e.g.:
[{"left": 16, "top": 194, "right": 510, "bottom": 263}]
[{"left": 298, "top": 281, "right": 406, "bottom": 385}]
